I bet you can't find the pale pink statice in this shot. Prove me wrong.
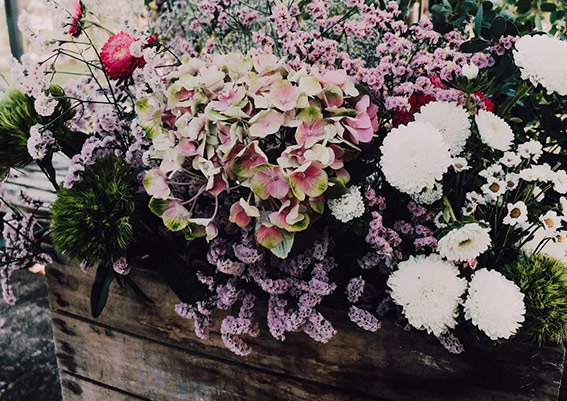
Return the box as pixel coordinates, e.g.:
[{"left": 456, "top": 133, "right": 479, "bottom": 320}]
[{"left": 27, "top": 125, "right": 55, "bottom": 160}]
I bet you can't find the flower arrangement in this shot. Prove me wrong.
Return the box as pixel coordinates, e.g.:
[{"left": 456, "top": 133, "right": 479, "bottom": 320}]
[{"left": 1, "top": 0, "right": 567, "bottom": 359}]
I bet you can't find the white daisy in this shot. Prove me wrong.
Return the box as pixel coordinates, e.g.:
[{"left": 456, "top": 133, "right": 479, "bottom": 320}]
[
  {"left": 475, "top": 109, "right": 514, "bottom": 152},
  {"left": 517, "top": 141, "right": 543, "bottom": 161},
  {"left": 414, "top": 102, "right": 471, "bottom": 155},
  {"left": 481, "top": 177, "right": 506, "bottom": 202},
  {"left": 479, "top": 164, "right": 505, "bottom": 179},
  {"left": 328, "top": 186, "right": 365, "bottom": 223},
  {"left": 380, "top": 122, "right": 452, "bottom": 195},
  {"left": 466, "top": 191, "right": 486, "bottom": 205},
  {"left": 461, "top": 203, "right": 477, "bottom": 217},
  {"left": 513, "top": 35, "right": 567, "bottom": 96},
  {"left": 499, "top": 151, "right": 522, "bottom": 168},
  {"left": 553, "top": 170, "right": 567, "bottom": 194},
  {"left": 438, "top": 223, "right": 492, "bottom": 262},
  {"left": 520, "top": 164, "right": 554, "bottom": 182},
  {"left": 451, "top": 157, "right": 470, "bottom": 172},
  {"left": 387, "top": 254, "right": 467, "bottom": 336},
  {"left": 464, "top": 269, "right": 525, "bottom": 340},
  {"left": 522, "top": 227, "right": 567, "bottom": 260},
  {"left": 503, "top": 201, "right": 528, "bottom": 227},
  {"left": 504, "top": 173, "right": 519, "bottom": 191},
  {"left": 560, "top": 197, "right": 567, "bottom": 216},
  {"left": 539, "top": 210, "right": 562, "bottom": 233}
]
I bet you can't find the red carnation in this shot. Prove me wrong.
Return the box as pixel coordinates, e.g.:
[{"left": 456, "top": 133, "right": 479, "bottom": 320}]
[
  {"left": 100, "top": 32, "right": 146, "bottom": 80},
  {"left": 67, "top": 0, "right": 83, "bottom": 37},
  {"left": 473, "top": 92, "right": 494, "bottom": 112},
  {"left": 392, "top": 92, "right": 435, "bottom": 127}
]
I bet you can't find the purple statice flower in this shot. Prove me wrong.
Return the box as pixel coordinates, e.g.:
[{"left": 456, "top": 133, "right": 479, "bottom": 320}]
[
  {"left": 348, "top": 306, "right": 381, "bottom": 332},
  {"left": 437, "top": 333, "right": 465, "bottom": 354},
  {"left": 176, "top": 301, "right": 215, "bottom": 340},
  {"left": 346, "top": 276, "right": 365, "bottom": 303},
  {"left": 220, "top": 293, "right": 259, "bottom": 356}
]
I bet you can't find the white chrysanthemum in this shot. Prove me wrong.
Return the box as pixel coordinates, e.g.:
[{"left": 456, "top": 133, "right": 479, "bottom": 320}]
[
  {"left": 414, "top": 102, "right": 471, "bottom": 155},
  {"left": 513, "top": 35, "right": 567, "bottom": 96},
  {"left": 328, "top": 186, "right": 365, "bottom": 223},
  {"left": 464, "top": 269, "right": 525, "bottom": 340},
  {"left": 438, "top": 223, "right": 492, "bottom": 262},
  {"left": 387, "top": 254, "right": 467, "bottom": 336},
  {"left": 380, "top": 122, "right": 451, "bottom": 194},
  {"left": 475, "top": 109, "right": 514, "bottom": 152}
]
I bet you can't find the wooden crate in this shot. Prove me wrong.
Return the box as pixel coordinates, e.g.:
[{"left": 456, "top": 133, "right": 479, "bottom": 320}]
[{"left": 46, "top": 260, "right": 567, "bottom": 401}]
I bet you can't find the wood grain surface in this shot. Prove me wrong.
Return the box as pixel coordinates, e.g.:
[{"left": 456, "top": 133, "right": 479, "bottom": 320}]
[{"left": 46, "top": 260, "right": 566, "bottom": 401}]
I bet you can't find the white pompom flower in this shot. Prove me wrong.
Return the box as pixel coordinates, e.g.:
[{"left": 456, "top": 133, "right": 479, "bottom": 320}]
[
  {"left": 380, "top": 122, "right": 451, "bottom": 195},
  {"left": 464, "top": 269, "right": 525, "bottom": 340},
  {"left": 513, "top": 35, "right": 567, "bottom": 96},
  {"left": 414, "top": 102, "right": 471, "bottom": 155},
  {"left": 438, "top": 223, "right": 492, "bottom": 262},
  {"left": 327, "top": 186, "right": 365, "bottom": 223},
  {"left": 475, "top": 109, "right": 514, "bottom": 152},
  {"left": 387, "top": 254, "right": 467, "bottom": 336}
]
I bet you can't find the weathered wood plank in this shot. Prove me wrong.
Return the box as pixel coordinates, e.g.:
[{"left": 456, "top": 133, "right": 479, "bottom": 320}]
[
  {"left": 59, "top": 372, "right": 148, "bottom": 401},
  {"left": 51, "top": 312, "right": 377, "bottom": 401},
  {"left": 46, "top": 261, "right": 565, "bottom": 401}
]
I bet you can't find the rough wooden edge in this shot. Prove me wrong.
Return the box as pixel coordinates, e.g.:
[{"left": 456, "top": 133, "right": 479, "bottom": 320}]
[
  {"left": 51, "top": 311, "right": 382, "bottom": 401},
  {"left": 46, "top": 260, "right": 567, "bottom": 401},
  {"left": 59, "top": 371, "right": 149, "bottom": 401}
]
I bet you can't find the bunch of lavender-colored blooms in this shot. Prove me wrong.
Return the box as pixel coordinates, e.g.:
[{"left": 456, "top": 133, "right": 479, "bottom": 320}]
[
  {"left": 1, "top": 0, "right": 567, "bottom": 358},
  {"left": 150, "top": 0, "right": 506, "bottom": 117}
]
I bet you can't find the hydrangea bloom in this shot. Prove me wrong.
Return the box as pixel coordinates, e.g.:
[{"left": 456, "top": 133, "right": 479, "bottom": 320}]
[
  {"left": 387, "top": 254, "right": 467, "bottom": 336},
  {"left": 463, "top": 269, "right": 525, "bottom": 340},
  {"left": 139, "top": 53, "right": 378, "bottom": 254}
]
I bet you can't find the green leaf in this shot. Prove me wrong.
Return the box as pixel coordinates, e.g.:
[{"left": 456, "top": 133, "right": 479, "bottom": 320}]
[
  {"left": 541, "top": 2, "right": 556, "bottom": 12},
  {"left": 490, "top": 16, "right": 507, "bottom": 40},
  {"left": 474, "top": 4, "right": 483, "bottom": 36},
  {"left": 90, "top": 262, "right": 115, "bottom": 318},
  {"left": 460, "top": 39, "right": 490, "bottom": 53},
  {"left": 270, "top": 235, "right": 294, "bottom": 259},
  {"left": 151, "top": 240, "right": 207, "bottom": 304}
]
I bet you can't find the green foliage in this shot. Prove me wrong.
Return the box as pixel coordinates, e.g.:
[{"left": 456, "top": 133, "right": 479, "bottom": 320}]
[
  {"left": 51, "top": 155, "right": 138, "bottom": 265},
  {"left": 0, "top": 86, "right": 74, "bottom": 173},
  {"left": 503, "top": 253, "right": 567, "bottom": 344}
]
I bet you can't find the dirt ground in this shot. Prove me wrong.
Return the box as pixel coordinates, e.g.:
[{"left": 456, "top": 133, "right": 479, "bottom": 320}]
[{"left": 0, "top": 270, "right": 61, "bottom": 401}]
